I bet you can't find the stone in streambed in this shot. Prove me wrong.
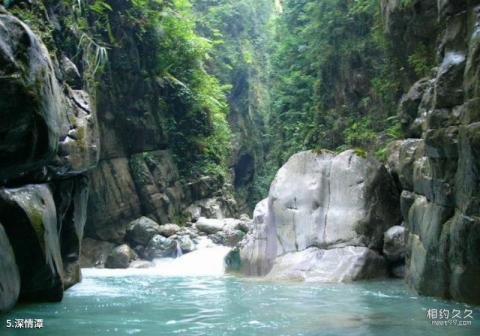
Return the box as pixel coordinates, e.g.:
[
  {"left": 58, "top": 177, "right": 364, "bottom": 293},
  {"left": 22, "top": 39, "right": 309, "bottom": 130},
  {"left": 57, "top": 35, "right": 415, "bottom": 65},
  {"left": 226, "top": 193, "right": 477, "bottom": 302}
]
[
  {"left": 105, "top": 244, "right": 137, "bottom": 269},
  {"left": 158, "top": 223, "right": 181, "bottom": 237},
  {"left": 265, "top": 247, "right": 387, "bottom": 282},
  {"left": 0, "top": 223, "right": 20, "bottom": 313},
  {"left": 125, "top": 216, "right": 162, "bottom": 247},
  {"left": 129, "top": 260, "right": 154, "bottom": 269},
  {"left": 178, "top": 235, "right": 195, "bottom": 253},
  {"left": 144, "top": 235, "right": 177, "bottom": 260},
  {"left": 195, "top": 217, "right": 225, "bottom": 234}
]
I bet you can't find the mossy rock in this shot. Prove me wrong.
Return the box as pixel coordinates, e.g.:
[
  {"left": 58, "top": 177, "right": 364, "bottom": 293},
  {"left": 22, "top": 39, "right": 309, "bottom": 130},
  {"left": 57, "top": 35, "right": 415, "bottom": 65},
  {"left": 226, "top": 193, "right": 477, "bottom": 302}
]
[{"left": 0, "top": 184, "right": 64, "bottom": 302}]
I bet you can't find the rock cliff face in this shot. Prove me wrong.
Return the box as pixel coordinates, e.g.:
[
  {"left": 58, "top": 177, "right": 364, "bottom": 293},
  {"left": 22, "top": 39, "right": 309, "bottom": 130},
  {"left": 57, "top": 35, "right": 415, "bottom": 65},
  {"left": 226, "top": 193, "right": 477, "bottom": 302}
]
[
  {"left": 84, "top": 1, "right": 239, "bottom": 244},
  {"left": 0, "top": 6, "right": 98, "bottom": 311},
  {"left": 0, "top": 1, "right": 237, "bottom": 312},
  {"left": 384, "top": 0, "right": 480, "bottom": 304},
  {"left": 232, "top": 150, "right": 401, "bottom": 281}
]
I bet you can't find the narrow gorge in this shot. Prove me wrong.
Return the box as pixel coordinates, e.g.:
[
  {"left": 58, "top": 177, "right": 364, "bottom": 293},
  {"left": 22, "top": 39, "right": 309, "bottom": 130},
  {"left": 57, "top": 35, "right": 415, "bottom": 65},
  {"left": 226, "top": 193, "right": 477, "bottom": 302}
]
[{"left": 0, "top": 0, "right": 479, "bottom": 335}]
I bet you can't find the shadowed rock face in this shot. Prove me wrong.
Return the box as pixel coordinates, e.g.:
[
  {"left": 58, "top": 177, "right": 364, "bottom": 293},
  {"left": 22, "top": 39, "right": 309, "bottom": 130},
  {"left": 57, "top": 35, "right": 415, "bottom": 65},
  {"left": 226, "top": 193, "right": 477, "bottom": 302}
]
[
  {"left": 235, "top": 150, "right": 401, "bottom": 281},
  {"left": 0, "top": 13, "right": 62, "bottom": 181},
  {"left": 0, "top": 8, "right": 98, "bottom": 310},
  {"left": 0, "top": 185, "right": 64, "bottom": 302},
  {"left": 0, "top": 13, "right": 99, "bottom": 183},
  {"left": 0, "top": 223, "right": 20, "bottom": 313},
  {"left": 384, "top": 0, "right": 480, "bottom": 305}
]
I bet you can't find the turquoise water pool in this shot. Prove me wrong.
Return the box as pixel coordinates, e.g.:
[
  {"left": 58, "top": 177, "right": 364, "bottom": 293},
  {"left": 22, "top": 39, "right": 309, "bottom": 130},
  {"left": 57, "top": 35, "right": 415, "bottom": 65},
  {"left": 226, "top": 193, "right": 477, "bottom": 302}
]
[{"left": 2, "top": 269, "right": 480, "bottom": 336}]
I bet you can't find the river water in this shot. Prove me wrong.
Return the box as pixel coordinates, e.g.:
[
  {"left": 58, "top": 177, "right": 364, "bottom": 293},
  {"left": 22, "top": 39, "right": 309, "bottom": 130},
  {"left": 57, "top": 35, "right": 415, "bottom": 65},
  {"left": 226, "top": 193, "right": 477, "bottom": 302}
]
[{"left": 2, "top": 245, "right": 480, "bottom": 336}]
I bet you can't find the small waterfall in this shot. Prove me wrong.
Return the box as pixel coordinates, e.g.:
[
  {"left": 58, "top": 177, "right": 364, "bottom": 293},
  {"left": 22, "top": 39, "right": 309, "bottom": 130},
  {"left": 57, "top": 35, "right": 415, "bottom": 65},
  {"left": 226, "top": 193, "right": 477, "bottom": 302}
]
[
  {"left": 153, "top": 238, "right": 230, "bottom": 276},
  {"left": 83, "top": 237, "right": 231, "bottom": 277},
  {"left": 175, "top": 240, "right": 183, "bottom": 258}
]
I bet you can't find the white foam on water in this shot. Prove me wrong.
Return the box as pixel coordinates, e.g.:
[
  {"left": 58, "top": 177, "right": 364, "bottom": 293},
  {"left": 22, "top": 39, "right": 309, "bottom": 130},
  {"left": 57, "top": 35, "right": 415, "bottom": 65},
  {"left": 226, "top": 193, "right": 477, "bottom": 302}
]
[{"left": 82, "top": 237, "right": 231, "bottom": 278}]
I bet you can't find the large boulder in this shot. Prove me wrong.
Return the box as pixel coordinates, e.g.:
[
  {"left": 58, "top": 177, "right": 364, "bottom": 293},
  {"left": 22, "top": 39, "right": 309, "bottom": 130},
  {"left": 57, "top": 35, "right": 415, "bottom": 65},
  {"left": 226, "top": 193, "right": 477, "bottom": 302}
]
[
  {"left": 0, "top": 223, "right": 20, "bottom": 312},
  {"left": 178, "top": 235, "right": 195, "bottom": 253},
  {"left": 105, "top": 244, "right": 136, "bottom": 269},
  {"left": 125, "top": 216, "right": 162, "bottom": 247},
  {"left": 144, "top": 235, "right": 177, "bottom": 260},
  {"left": 0, "top": 185, "right": 64, "bottom": 302},
  {"left": 195, "top": 217, "right": 226, "bottom": 234},
  {"left": 158, "top": 224, "right": 181, "bottom": 238},
  {"left": 235, "top": 150, "right": 401, "bottom": 279},
  {"left": 265, "top": 247, "right": 387, "bottom": 282},
  {"left": 210, "top": 228, "right": 245, "bottom": 247}
]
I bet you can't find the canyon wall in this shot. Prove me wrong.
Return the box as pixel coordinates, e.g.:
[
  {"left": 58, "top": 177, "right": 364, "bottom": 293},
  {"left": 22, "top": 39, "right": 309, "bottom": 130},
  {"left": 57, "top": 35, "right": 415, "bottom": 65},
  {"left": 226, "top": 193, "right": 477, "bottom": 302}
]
[
  {"left": 384, "top": 0, "right": 480, "bottom": 304},
  {"left": 0, "top": 5, "right": 98, "bottom": 311}
]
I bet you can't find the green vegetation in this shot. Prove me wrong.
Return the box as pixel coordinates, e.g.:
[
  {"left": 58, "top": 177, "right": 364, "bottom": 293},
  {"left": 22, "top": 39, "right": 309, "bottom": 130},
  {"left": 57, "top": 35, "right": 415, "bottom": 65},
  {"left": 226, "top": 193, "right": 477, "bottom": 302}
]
[
  {"left": 246, "top": 0, "right": 406, "bottom": 199},
  {"left": 191, "top": 0, "right": 273, "bottom": 207},
  {"left": 5, "top": 0, "right": 414, "bottom": 206},
  {"left": 153, "top": 0, "right": 233, "bottom": 182}
]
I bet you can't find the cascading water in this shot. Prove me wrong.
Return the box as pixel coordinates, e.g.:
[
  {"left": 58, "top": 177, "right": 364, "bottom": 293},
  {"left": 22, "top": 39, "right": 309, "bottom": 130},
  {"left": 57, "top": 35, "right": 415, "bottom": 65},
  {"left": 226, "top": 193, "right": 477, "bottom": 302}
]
[
  {"left": 82, "top": 237, "right": 231, "bottom": 277},
  {"left": 175, "top": 240, "right": 183, "bottom": 258}
]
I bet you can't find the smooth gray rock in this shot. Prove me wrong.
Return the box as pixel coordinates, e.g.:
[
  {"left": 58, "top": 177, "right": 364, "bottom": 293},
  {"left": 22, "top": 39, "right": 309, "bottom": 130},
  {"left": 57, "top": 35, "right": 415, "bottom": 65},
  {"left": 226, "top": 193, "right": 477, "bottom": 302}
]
[
  {"left": 125, "top": 216, "right": 162, "bottom": 247},
  {"left": 105, "top": 244, "right": 136, "bottom": 269},
  {"left": 265, "top": 247, "right": 387, "bottom": 282},
  {"left": 383, "top": 226, "right": 406, "bottom": 262},
  {"left": 237, "top": 150, "right": 401, "bottom": 277},
  {"left": 195, "top": 217, "right": 225, "bottom": 234},
  {"left": 129, "top": 260, "right": 154, "bottom": 269},
  {"left": 158, "top": 224, "right": 181, "bottom": 238},
  {"left": 144, "top": 235, "right": 176, "bottom": 260},
  {"left": 0, "top": 223, "right": 20, "bottom": 312},
  {"left": 178, "top": 235, "right": 195, "bottom": 253},
  {"left": 237, "top": 198, "right": 276, "bottom": 276}
]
